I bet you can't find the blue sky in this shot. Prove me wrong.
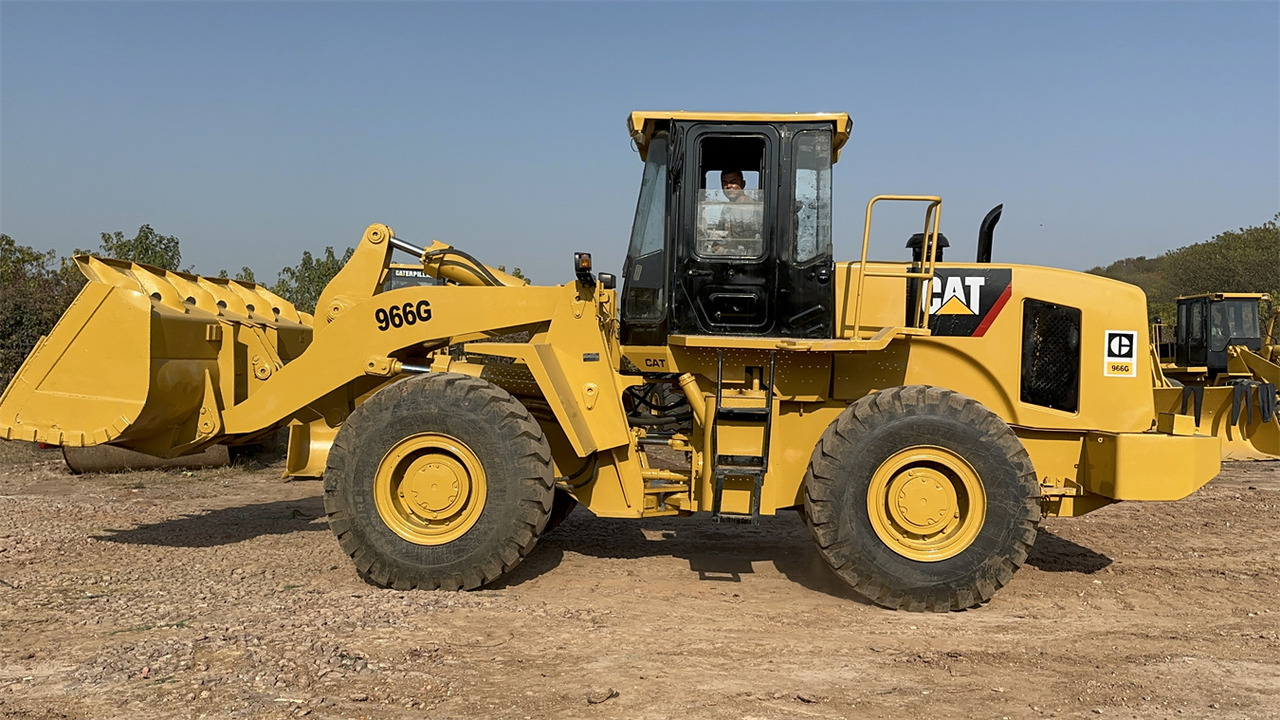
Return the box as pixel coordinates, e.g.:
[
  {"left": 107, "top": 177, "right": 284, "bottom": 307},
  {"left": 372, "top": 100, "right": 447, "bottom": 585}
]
[{"left": 2, "top": 1, "right": 1276, "bottom": 285}]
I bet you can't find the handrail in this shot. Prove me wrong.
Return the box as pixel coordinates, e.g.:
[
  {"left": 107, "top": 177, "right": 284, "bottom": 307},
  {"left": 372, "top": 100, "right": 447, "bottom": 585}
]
[{"left": 850, "top": 195, "right": 943, "bottom": 338}]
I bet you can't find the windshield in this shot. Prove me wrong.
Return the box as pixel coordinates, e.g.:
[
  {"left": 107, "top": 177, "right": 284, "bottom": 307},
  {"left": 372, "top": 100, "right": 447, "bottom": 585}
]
[
  {"left": 1209, "top": 299, "right": 1262, "bottom": 351},
  {"left": 622, "top": 134, "right": 668, "bottom": 323}
]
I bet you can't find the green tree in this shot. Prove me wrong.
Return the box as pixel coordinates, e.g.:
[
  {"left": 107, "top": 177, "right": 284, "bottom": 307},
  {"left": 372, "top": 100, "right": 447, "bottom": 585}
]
[
  {"left": 217, "top": 266, "right": 258, "bottom": 283},
  {"left": 270, "top": 246, "right": 353, "bottom": 314},
  {"left": 1088, "top": 214, "right": 1279, "bottom": 322},
  {"left": 0, "top": 233, "right": 56, "bottom": 285},
  {"left": 1160, "top": 214, "right": 1279, "bottom": 298},
  {"left": 0, "top": 235, "right": 84, "bottom": 382},
  {"left": 98, "top": 224, "right": 184, "bottom": 271},
  {"left": 497, "top": 265, "right": 529, "bottom": 283},
  {"left": 1085, "top": 255, "right": 1164, "bottom": 295}
]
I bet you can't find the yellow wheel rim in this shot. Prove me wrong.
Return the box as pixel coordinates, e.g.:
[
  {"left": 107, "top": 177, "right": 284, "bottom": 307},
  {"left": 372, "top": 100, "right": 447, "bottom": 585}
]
[
  {"left": 866, "top": 446, "right": 987, "bottom": 562},
  {"left": 373, "top": 433, "right": 487, "bottom": 545}
]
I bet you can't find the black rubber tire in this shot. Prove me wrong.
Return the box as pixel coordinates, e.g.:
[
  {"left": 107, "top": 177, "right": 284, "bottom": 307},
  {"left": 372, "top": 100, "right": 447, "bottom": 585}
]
[
  {"left": 323, "top": 372, "right": 554, "bottom": 591},
  {"left": 542, "top": 488, "right": 579, "bottom": 535},
  {"left": 803, "top": 385, "right": 1040, "bottom": 612}
]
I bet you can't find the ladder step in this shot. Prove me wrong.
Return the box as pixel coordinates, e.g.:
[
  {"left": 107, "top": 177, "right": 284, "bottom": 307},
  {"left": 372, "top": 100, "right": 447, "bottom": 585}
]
[
  {"left": 716, "top": 453, "right": 764, "bottom": 467},
  {"left": 716, "top": 466, "right": 764, "bottom": 476},
  {"left": 717, "top": 407, "right": 770, "bottom": 422},
  {"left": 712, "top": 469, "right": 764, "bottom": 524},
  {"left": 710, "top": 514, "right": 757, "bottom": 525},
  {"left": 643, "top": 483, "right": 690, "bottom": 494}
]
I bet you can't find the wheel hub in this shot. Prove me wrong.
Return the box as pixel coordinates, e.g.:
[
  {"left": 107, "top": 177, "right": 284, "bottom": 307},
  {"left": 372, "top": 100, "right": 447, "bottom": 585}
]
[
  {"left": 399, "top": 456, "right": 469, "bottom": 519},
  {"left": 887, "top": 468, "right": 958, "bottom": 534},
  {"left": 866, "top": 446, "right": 987, "bottom": 562},
  {"left": 374, "top": 433, "right": 487, "bottom": 545}
]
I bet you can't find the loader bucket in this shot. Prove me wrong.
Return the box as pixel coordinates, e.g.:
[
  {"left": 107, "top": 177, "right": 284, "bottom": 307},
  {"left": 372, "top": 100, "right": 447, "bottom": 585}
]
[
  {"left": 1154, "top": 385, "right": 1280, "bottom": 461},
  {"left": 0, "top": 256, "right": 310, "bottom": 457}
]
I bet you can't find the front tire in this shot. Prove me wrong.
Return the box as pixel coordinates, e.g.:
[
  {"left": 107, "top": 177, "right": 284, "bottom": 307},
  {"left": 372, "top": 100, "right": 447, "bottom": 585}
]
[
  {"left": 542, "top": 488, "right": 579, "bottom": 535},
  {"left": 804, "top": 386, "right": 1040, "bottom": 611},
  {"left": 324, "top": 373, "right": 554, "bottom": 590}
]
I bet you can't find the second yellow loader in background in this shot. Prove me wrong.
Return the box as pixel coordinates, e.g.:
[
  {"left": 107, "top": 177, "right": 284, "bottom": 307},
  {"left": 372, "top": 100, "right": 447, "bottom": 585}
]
[{"left": 1151, "top": 293, "right": 1279, "bottom": 459}]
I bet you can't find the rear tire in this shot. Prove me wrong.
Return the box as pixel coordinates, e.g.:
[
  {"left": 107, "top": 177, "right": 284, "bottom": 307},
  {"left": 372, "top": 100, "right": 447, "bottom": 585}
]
[
  {"left": 324, "top": 373, "right": 554, "bottom": 590},
  {"left": 803, "top": 386, "right": 1040, "bottom": 611}
]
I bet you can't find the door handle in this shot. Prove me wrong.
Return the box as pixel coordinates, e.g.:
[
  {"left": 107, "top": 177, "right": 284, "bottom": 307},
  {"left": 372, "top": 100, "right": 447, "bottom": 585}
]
[{"left": 686, "top": 268, "right": 713, "bottom": 277}]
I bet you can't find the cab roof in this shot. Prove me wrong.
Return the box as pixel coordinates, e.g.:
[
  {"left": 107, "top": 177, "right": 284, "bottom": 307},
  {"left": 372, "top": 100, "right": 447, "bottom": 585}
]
[
  {"left": 1177, "top": 293, "right": 1271, "bottom": 302},
  {"left": 627, "top": 111, "right": 852, "bottom": 163}
]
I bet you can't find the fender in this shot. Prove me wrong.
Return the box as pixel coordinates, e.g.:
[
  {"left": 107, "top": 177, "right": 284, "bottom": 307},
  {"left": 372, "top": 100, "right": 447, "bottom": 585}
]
[{"left": 465, "top": 286, "right": 636, "bottom": 457}]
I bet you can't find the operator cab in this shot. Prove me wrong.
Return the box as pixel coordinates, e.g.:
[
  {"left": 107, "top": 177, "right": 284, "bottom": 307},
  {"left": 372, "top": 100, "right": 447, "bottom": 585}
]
[
  {"left": 619, "top": 112, "right": 851, "bottom": 345},
  {"left": 1172, "top": 293, "right": 1267, "bottom": 373},
  {"left": 382, "top": 264, "right": 439, "bottom": 290}
]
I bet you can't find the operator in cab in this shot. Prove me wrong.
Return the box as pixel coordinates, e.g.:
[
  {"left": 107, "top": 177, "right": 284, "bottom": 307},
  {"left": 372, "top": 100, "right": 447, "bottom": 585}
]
[{"left": 701, "top": 169, "right": 763, "bottom": 256}]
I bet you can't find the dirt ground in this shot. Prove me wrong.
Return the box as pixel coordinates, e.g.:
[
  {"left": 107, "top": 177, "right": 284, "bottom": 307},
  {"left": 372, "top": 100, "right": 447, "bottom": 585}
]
[{"left": 0, "top": 440, "right": 1276, "bottom": 720}]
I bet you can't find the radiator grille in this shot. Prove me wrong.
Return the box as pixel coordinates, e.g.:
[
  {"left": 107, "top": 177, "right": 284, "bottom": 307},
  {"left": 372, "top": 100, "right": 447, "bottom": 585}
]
[{"left": 1021, "top": 299, "right": 1081, "bottom": 413}]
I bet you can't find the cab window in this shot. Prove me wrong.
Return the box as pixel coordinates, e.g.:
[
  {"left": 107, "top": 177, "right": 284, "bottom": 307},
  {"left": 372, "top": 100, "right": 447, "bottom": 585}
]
[
  {"left": 694, "top": 136, "right": 766, "bottom": 259},
  {"left": 621, "top": 134, "right": 669, "bottom": 322},
  {"left": 793, "top": 130, "right": 832, "bottom": 263}
]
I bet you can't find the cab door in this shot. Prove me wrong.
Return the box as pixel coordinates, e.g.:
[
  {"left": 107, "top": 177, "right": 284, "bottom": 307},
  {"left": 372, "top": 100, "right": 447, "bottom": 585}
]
[
  {"left": 671, "top": 124, "right": 780, "bottom": 336},
  {"left": 669, "top": 123, "right": 833, "bottom": 339}
]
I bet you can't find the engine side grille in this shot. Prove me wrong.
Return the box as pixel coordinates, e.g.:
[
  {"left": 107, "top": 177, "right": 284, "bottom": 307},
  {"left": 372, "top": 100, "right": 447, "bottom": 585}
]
[{"left": 1021, "top": 299, "right": 1081, "bottom": 413}]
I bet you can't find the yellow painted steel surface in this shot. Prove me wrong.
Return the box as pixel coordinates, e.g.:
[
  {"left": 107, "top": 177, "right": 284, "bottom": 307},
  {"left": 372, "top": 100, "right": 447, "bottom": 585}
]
[
  {"left": 0, "top": 220, "right": 1222, "bottom": 521},
  {"left": 1079, "top": 431, "right": 1219, "bottom": 501},
  {"left": 829, "top": 262, "right": 1160, "bottom": 433},
  {"left": 614, "top": 254, "right": 1209, "bottom": 519},
  {"left": 0, "top": 281, "right": 151, "bottom": 445},
  {"left": 620, "top": 338, "right": 1216, "bottom": 519},
  {"left": 1153, "top": 337, "right": 1279, "bottom": 460},
  {"left": 627, "top": 111, "right": 851, "bottom": 161},
  {"left": 1176, "top": 292, "right": 1271, "bottom": 302},
  {"left": 0, "top": 223, "right": 621, "bottom": 480},
  {"left": 1154, "top": 386, "right": 1279, "bottom": 460},
  {"left": 1149, "top": 291, "right": 1279, "bottom": 460},
  {"left": 1228, "top": 345, "right": 1280, "bottom": 386},
  {"left": 0, "top": 114, "right": 1225, "bottom": 532}
]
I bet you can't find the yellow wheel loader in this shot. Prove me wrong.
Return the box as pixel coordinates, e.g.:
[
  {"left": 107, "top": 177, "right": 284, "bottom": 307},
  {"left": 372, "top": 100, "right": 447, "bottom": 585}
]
[
  {"left": 1151, "top": 293, "right": 1279, "bottom": 459},
  {"left": 0, "top": 112, "right": 1222, "bottom": 611}
]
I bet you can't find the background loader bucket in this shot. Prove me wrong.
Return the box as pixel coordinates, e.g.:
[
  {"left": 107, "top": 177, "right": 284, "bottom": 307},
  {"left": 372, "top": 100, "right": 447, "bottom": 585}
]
[
  {"left": 1155, "top": 385, "right": 1280, "bottom": 460},
  {"left": 0, "top": 256, "right": 310, "bottom": 457}
]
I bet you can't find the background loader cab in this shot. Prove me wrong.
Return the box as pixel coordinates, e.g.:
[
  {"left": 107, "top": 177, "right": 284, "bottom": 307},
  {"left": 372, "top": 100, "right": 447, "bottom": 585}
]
[
  {"left": 620, "top": 113, "right": 847, "bottom": 344},
  {"left": 1165, "top": 293, "right": 1267, "bottom": 379}
]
